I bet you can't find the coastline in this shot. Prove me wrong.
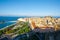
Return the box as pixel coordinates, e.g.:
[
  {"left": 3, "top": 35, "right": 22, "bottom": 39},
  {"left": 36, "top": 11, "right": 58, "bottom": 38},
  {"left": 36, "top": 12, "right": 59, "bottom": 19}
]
[{"left": 0, "top": 23, "right": 16, "bottom": 30}]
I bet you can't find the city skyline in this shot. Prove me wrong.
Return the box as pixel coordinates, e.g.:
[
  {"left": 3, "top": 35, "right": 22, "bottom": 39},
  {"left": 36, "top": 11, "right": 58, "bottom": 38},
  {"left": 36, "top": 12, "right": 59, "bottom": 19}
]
[{"left": 0, "top": 0, "right": 60, "bottom": 16}]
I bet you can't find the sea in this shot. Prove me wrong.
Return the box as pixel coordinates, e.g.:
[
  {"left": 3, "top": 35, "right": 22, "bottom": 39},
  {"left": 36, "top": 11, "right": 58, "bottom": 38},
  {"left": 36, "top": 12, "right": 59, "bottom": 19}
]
[
  {"left": 0, "top": 16, "right": 26, "bottom": 29},
  {"left": 0, "top": 16, "right": 60, "bottom": 29}
]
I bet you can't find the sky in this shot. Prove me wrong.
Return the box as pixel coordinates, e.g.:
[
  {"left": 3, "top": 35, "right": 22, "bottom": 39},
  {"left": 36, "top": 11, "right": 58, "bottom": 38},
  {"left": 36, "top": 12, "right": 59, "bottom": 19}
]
[{"left": 0, "top": 0, "right": 60, "bottom": 16}]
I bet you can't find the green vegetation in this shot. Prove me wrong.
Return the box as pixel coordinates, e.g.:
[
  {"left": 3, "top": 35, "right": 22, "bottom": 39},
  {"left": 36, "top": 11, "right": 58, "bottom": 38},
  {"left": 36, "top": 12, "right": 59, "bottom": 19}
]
[
  {"left": 18, "top": 25, "right": 30, "bottom": 35},
  {"left": 16, "top": 22, "right": 31, "bottom": 35},
  {"left": 5, "top": 27, "right": 20, "bottom": 34},
  {"left": 0, "top": 21, "right": 31, "bottom": 37},
  {"left": 0, "top": 30, "right": 3, "bottom": 36}
]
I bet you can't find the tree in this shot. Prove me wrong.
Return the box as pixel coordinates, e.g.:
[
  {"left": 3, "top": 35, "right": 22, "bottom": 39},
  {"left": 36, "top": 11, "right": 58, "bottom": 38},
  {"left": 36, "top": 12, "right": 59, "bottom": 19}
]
[{"left": 0, "top": 30, "right": 3, "bottom": 36}]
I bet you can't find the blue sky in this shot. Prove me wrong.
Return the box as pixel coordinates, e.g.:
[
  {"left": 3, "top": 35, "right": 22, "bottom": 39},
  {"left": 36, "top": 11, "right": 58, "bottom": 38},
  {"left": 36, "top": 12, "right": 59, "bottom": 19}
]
[{"left": 0, "top": 0, "right": 60, "bottom": 16}]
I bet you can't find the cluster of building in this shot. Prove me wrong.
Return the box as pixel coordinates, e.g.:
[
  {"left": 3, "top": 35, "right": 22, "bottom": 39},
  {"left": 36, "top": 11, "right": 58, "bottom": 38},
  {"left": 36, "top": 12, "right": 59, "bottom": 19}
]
[{"left": 17, "top": 16, "right": 60, "bottom": 31}]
